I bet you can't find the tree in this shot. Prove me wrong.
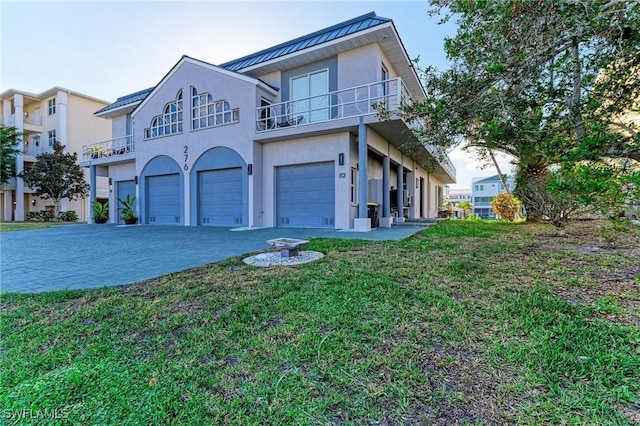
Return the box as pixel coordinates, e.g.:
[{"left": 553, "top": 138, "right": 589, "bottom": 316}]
[
  {"left": 401, "top": 1, "right": 640, "bottom": 223},
  {"left": 0, "top": 125, "right": 21, "bottom": 185},
  {"left": 19, "top": 141, "right": 89, "bottom": 217}
]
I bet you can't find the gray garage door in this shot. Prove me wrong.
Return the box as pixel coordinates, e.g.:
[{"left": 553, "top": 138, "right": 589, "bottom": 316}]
[
  {"left": 276, "top": 162, "right": 335, "bottom": 227},
  {"left": 199, "top": 168, "right": 243, "bottom": 226},
  {"left": 117, "top": 180, "right": 136, "bottom": 224},
  {"left": 148, "top": 174, "right": 180, "bottom": 224}
]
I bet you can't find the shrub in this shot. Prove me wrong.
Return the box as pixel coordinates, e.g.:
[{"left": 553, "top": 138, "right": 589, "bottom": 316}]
[
  {"left": 57, "top": 210, "right": 78, "bottom": 222},
  {"left": 27, "top": 211, "right": 44, "bottom": 222},
  {"left": 465, "top": 213, "right": 484, "bottom": 222},
  {"left": 491, "top": 192, "right": 522, "bottom": 221}
]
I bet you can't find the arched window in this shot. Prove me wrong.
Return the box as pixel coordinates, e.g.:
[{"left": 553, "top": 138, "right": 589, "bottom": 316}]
[
  {"left": 145, "top": 90, "right": 183, "bottom": 139},
  {"left": 191, "top": 87, "right": 239, "bottom": 130}
]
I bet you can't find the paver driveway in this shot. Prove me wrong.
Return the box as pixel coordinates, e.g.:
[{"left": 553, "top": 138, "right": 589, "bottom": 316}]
[{"left": 0, "top": 224, "right": 424, "bottom": 293}]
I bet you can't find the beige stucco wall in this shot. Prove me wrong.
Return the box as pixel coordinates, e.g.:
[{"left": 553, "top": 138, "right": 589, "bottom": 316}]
[{"left": 67, "top": 94, "right": 111, "bottom": 154}]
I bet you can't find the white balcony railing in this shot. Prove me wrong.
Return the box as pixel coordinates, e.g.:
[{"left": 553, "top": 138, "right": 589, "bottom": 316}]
[
  {"left": 256, "top": 78, "right": 411, "bottom": 132},
  {"left": 81, "top": 135, "right": 135, "bottom": 161},
  {"left": 4, "top": 114, "right": 42, "bottom": 127},
  {"left": 255, "top": 78, "right": 455, "bottom": 179},
  {"left": 424, "top": 142, "right": 456, "bottom": 178},
  {"left": 23, "top": 114, "right": 42, "bottom": 126},
  {"left": 23, "top": 142, "right": 44, "bottom": 157}
]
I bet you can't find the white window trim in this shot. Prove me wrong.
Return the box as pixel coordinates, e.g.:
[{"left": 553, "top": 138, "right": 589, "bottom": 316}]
[
  {"left": 48, "top": 129, "right": 56, "bottom": 146},
  {"left": 289, "top": 68, "right": 329, "bottom": 124},
  {"left": 144, "top": 90, "right": 183, "bottom": 139},
  {"left": 48, "top": 98, "right": 56, "bottom": 115},
  {"left": 191, "top": 87, "right": 239, "bottom": 131}
]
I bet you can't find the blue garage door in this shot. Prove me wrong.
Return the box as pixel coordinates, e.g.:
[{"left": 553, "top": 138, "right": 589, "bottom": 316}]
[
  {"left": 199, "top": 168, "right": 243, "bottom": 226},
  {"left": 117, "top": 180, "right": 136, "bottom": 224},
  {"left": 148, "top": 174, "right": 180, "bottom": 224},
  {"left": 276, "top": 162, "right": 335, "bottom": 227}
]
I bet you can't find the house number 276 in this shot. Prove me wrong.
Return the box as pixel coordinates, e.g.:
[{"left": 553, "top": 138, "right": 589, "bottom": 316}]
[{"left": 183, "top": 146, "right": 189, "bottom": 170}]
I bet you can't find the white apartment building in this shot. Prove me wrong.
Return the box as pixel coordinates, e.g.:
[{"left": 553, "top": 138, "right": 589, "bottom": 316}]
[{"left": 0, "top": 88, "right": 111, "bottom": 222}]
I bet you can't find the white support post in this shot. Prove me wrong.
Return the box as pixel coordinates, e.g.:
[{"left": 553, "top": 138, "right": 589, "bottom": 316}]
[{"left": 14, "top": 94, "right": 25, "bottom": 222}]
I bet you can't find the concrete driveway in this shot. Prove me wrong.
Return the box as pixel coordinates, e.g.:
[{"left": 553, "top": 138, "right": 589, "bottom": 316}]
[{"left": 1, "top": 224, "right": 425, "bottom": 293}]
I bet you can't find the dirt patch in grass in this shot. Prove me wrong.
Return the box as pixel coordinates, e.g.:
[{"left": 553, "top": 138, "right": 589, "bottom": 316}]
[
  {"left": 529, "top": 221, "right": 640, "bottom": 326},
  {"left": 416, "top": 343, "right": 520, "bottom": 425}
]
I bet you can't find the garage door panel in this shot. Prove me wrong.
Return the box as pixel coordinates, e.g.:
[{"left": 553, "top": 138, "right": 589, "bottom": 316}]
[
  {"left": 277, "top": 162, "right": 335, "bottom": 228},
  {"left": 148, "top": 174, "right": 181, "bottom": 224},
  {"left": 199, "top": 168, "right": 243, "bottom": 226}
]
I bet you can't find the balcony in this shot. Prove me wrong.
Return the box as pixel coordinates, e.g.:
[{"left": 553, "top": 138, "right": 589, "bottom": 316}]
[
  {"left": 81, "top": 135, "right": 135, "bottom": 162},
  {"left": 23, "top": 142, "right": 44, "bottom": 158},
  {"left": 256, "top": 78, "right": 410, "bottom": 132},
  {"left": 255, "top": 77, "right": 455, "bottom": 182},
  {"left": 4, "top": 114, "right": 43, "bottom": 127},
  {"left": 23, "top": 114, "right": 42, "bottom": 127}
]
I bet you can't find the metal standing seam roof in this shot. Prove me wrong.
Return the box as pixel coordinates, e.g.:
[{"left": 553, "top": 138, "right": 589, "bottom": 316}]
[
  {"left": 95, "top": 87, "right": 154, "bottom": 115},
  {"left": 96, "top": 12, "right": 391, "bottom": 115},
  {"left": 220, "top": 12, "right": 391, "bottom": 72}
]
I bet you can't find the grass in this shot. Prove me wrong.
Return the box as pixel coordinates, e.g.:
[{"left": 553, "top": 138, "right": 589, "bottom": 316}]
[
  {"left": 0, "top": 222, "right": 78, "bottom": 232},
  {"left": 1, "top": 220, "right": 639, "bottom": 425}
]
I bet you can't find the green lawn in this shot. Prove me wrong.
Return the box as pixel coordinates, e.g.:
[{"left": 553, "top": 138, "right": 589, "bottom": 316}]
[
  {"left": 1, "top": 221, "right": 639, "bottom": 425},
  {"left": 0, "top": 222, "right": 78, "bottom": 232}
]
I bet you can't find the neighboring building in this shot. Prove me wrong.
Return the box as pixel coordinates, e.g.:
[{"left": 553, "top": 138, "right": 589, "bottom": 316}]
[
  {"left": 447, "top": 188, "right": 472, "bottom": 203},
  {"left": 1, "top": 88, "right": 111, "bottom": 221},
  {"left": 82, "top": 12, "right": 456, "bottom": 230},
  {"left": 445, "top": 187, "right": 472, "bottom": 218},
  {"left": 471, "top": 175, "right": 515, "bottom": 218}
]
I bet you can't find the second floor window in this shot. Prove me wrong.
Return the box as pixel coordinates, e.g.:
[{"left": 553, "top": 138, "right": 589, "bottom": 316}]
[
  {"left": 290, "top": 69, "right": 328, "bottom": 124},
  {"left": 144, "top": 90, "right": 183, "bottom": 139},
  {"left": 191, "top": 87, "right": 239, "bottom": 130},
  {"left": 48, "top": 130, "right": 56, "bottom": 146},
  {"left": 48, "top": 98, "right": 56, "bottom": 115}
]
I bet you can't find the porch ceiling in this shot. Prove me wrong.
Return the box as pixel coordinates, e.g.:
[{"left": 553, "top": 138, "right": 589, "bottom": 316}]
[{"left": 369, "top": 119, "right": 456, "bottom": 184}]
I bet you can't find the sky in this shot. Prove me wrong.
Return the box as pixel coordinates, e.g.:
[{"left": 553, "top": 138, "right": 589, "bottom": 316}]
[{"left": 1, "top": 0, "right": 512, "bottom": 189}]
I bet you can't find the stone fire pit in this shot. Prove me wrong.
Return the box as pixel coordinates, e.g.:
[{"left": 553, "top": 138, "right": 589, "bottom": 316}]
[
  {"left": 243, "top": 237, "right": 323, "bottom": 267},
  {"left": 267, "top": 237, "right": 310, "bottom": 258}
]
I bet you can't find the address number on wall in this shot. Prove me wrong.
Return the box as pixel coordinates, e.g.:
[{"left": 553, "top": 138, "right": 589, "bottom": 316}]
[
  {"left": 183, "top": 146, "right": 189, "bottom": 170},
  {"left": 338, "top": 173, "right": 347, "bottom": 178}
]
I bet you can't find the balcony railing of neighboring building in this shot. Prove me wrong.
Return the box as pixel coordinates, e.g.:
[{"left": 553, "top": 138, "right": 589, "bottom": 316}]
[
  {"left": 256, "top": 78, "right": 411, "bottom": 133},
  {"left": 23, "top": 114, "right": 42, "bottom": 126},
  {"left": 81, "top": 135, "right": 135, "bottom": 162},
  {"left": 3, "top": 114, "right": 42, "bottom": 127},
  {"left": 23, "top": 142, "right": 44, "bottom": 157}
]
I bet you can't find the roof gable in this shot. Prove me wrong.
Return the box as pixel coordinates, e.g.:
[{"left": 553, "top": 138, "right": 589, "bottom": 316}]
[
  {"left": 220, "top": 12, "right": 391, "bottom": 72},
  {"left": 129, "top": 56, "right": 277, "bottom": 117}
]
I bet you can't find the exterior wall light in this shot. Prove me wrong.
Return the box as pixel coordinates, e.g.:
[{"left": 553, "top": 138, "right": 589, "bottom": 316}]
[
  {"left": 338, "top": 153, "right": 344, "bottom": 166},
  {"left": 248, "top": 164, "right": 253, "bottom": 175}
]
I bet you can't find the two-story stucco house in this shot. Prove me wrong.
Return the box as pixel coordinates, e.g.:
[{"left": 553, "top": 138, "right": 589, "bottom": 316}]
[
  {"left": 1, "top": 88, "right": 111, "bottom": 222},
  {"left": 82, "top": 12, "right": 456, "bottom": 230},
  {"left": 472, "top": 175, "right": 516, "bottom": 218}
]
